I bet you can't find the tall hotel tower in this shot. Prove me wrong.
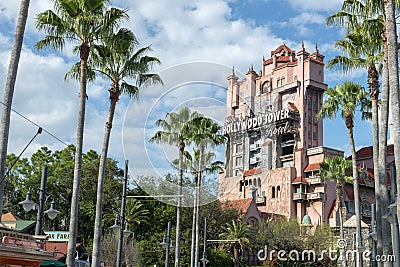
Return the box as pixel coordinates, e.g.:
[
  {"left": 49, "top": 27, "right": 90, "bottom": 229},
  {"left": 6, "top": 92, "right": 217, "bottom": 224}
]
[{"left": 220, "top": 44, "right": 344, "bottom": 225}]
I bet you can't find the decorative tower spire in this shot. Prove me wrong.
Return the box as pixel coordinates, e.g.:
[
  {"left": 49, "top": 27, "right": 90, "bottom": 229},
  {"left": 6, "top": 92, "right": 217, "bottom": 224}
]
[
  {"left": 301, "top": 40, "right": 305, "bottom": 50},
  {"left": 315, "top": 42, "right": 319, "bottom": 53}
]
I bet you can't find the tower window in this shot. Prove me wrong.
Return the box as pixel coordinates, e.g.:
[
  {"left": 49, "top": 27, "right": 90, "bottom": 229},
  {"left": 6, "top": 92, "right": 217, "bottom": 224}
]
[
  {"left": 236, "top": 143, "right": 243, "bottom": 153},
  {"left": 272, "top": 186, "right": 276, "bottom": 198},
  {"left": 235, "top": 156, "right": 243, "bottom": 166},
  {"left": 313, "top": 131, "right": 317, "bottom": 140}
]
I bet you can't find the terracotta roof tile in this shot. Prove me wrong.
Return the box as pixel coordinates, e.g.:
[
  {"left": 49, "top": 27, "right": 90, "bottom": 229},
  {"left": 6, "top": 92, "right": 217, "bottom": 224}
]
[
  {"left": 350, "top": 144, "right": 394, "bottom": 159},
  {"left": 244, "top": 168, "right": 262, "bottom": 176},
  {"left": 1, "top": 212, "right": 19, "bottom": 221},
  {"left": 264, "top": 58, "right": 273, "bottom": 65},
  {"left": 271, "top": 44, "right": 295, "bottom": 56},
  {"left": 276, "top": 56, "right": 291, "bottom": 62},
  {"left": 304, "top": 163, "right": 321, "bottom": 172},
  {"left": 222, "top": 198, "right": 253, "bottom": 217},
  {"left": 292, "top": 177, "right": 308, "bottom": 184}
]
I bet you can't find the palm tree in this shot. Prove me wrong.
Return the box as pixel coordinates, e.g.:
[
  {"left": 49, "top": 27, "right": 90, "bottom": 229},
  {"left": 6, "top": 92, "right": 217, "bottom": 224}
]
[
  {"left": 67, "top": 28, "right": 162, "bottom": 267},
  {"left": 383, "top": 0, "right": 400, "bottom": 225},
  {"left": 149, "top": 107, "right": 201, "bottom": 267},
  {"left": 174, "top": 148, "right": 223, "bottom": 267},
  {"left": 327, "top": 1, "right": 395, "bottom": 260},
  {"left": 325, "top": 24, "right": 392, "bottom": 260},
  {"left": 0, "top": 0, "right": 31, "bottom": 219},
  {"left": 316, "top": 81, "right": 369, "bottom": 267},
  {"left": 219, "top": 220, "right": 252, "bottom": 267},
  {"left": 35, "top": 1, "right": 127, "bottom": 266},
  {"left": 320, "top": 156, "right": 353, "bottom": 267},
  {"left": 182, "top": 117, "right": 225, "bottom": 266}
]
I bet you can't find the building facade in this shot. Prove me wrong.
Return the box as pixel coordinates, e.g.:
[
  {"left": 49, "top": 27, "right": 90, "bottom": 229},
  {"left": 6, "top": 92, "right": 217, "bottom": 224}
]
[{"left": 219, "top": 44, "right": 345, "bottom": 226}]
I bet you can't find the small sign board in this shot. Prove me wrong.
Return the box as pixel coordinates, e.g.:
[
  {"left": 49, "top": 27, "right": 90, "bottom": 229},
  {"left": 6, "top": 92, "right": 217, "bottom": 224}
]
[
  {"left": 2, "top": 236, "right": 45, "bottom": 250},
  {"left": 45, "top": 231, "right": 70, "bottom": 242}
]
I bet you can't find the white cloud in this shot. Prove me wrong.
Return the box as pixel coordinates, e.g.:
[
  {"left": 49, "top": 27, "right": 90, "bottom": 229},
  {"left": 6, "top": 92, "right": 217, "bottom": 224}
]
[
  {"left": 0, "top": 0, "right": 351, "bottom": 177},
  {"left": 287, "top": 0, "right": 343, "bottom": 12},
  {"left": 287, "top": 12, "right": 327, "bottom": 35}
]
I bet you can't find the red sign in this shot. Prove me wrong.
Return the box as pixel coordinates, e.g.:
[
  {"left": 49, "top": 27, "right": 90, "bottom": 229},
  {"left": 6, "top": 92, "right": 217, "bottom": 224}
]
[{"left": 2, "top": 236, "right": 45, "bottom": 250}]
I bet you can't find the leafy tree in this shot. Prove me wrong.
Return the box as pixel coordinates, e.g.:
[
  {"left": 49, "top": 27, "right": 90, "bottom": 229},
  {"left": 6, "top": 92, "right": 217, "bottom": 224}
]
[
  {"left": 0, "top": 0, "right": 31, "bottom": 217},
  {"left": 383, "top": 0, "right": 400, "bottom": 227},
  {"left": 320, "top": 156, "right": 352, "bottom": 267},
  {"left": 149, "top": 107, "right": 202, "bottom": 266},
  {"left": 35, "top": 1, "right": 128, "bottom": 265},
  {"left": 82, "top": 28, "right": 162, "bottom": 267},
  {"left": 182, "top": 116, "right": 225, "bottom": 266},
  {"left": 207, "top": 248, "right": 233, "bottom": 267},
  {"left": 219, "top": 220, "right": 252, "bottom": 267},
  {"left": 326, "top": 1, "right": 393, "bottom": 258},
  {"left": 5, "top": 146, "right": 123, "bottom": 245}
]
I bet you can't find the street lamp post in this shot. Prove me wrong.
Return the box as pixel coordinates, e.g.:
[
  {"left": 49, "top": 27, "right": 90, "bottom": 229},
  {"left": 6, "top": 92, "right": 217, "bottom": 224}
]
[
  {"left": 115, "top": 160, "right": 129, "bottom": 267},
  {"left": 161, "top": 221, "right": 172, "bottom": 267},
  {"left": 200, "top": 218, "right": 209, "bottom": 267},
  {"left": 369, "top": 204, "right": 377, "bottom": 267},
  {"left": 19, "top": 166, "right": 60, "bottom": 236}
]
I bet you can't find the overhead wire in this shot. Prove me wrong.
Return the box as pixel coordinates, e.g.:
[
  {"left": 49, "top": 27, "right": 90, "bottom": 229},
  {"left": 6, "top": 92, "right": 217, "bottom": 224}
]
[{"left": 0, "top": 100, "right": 70, "bottom": 147}]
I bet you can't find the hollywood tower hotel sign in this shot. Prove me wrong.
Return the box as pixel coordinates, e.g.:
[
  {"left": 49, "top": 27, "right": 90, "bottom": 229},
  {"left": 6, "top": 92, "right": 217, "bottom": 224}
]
[{"left": 219, "top": 44, "right": 344, "bottom": 226}]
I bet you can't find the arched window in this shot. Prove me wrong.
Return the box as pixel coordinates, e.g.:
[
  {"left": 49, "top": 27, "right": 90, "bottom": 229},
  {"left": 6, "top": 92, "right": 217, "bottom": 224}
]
[
  {"left": 277, "top": 186, "right": 281, "bottom": 198},
  {"left": 272, "top": 186, "right": 276, "bottom": 198}
]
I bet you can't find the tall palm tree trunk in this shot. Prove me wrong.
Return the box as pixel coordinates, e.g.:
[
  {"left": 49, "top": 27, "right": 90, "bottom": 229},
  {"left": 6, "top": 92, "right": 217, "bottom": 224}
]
[
  {"left": 0, "top": 0, "right": 30, "bottom": 219},
  {"left": 190, "top": 174, "right": 198, "bottom": 267},
  {"left": 175, "top": 141, "right": 184, "bottom": 267},
  {"left": 383, "top": 0, "right": 400, "bottom": 229},
  {"left": 378, "top": 39, "right": 392, "bottom": 265},
  {"left": 234, "top": 247, "right": 239, "bottom": 267},
  {"left": 369, "top": 63, "right": 384, "bottom": 261},
  {"left": 92, "top": 90, "right": 119, "bottom": 267},
  {"left": 66, "top": 44, "right": 89, "bottom": 267},
  {"left": 337, "top": 183, "right": 347, "bottom": 267},
  {"left": 347, "top": 124, "right": 363, "bottom": 267},
  {"left": 194, "top": 144, "right": 204, "bottom": 266}
]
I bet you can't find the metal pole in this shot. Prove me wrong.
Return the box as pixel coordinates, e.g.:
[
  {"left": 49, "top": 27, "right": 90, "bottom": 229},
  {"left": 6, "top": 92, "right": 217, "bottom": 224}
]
[
  {"left": 390, "top": 165, "right": 400, "bottom": 267},
  {"left": 35, "top": 166, "right": 47, "bottom": 236},
  {"left": 116, "top": 160, "right": 129, "bottom": 267},
  {"left": 371, "top": 204, "right": 377, "bottom": 267},
  {"left": 201, "top": 218, "right": 208, "bottom": 267},
  {"left": 166, "top": 221, "right": 171, "bottom": 267}
]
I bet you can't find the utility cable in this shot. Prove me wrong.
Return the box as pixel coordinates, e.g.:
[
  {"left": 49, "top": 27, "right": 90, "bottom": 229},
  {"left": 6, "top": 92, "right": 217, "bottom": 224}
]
[{"left": 0, "top": 100, "right": 70, "bottom": 146}]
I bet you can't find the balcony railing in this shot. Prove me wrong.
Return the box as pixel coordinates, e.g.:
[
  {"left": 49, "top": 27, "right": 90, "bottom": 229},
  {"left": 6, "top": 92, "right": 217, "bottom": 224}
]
[
  {"left": 306, "top": 176, "right": 323, "bottom": 185},
  {"left": 293, "top": 193, "right": 307, "bottom": 200},
  {"left": 307, "top": 192, "right": 325, "bottom": 200}
]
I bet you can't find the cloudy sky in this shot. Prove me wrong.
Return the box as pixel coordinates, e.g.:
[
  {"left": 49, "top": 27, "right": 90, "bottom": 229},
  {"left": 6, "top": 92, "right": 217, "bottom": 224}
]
[{"left": 0, "top": 0, "right": 374, "bottom": 183}]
